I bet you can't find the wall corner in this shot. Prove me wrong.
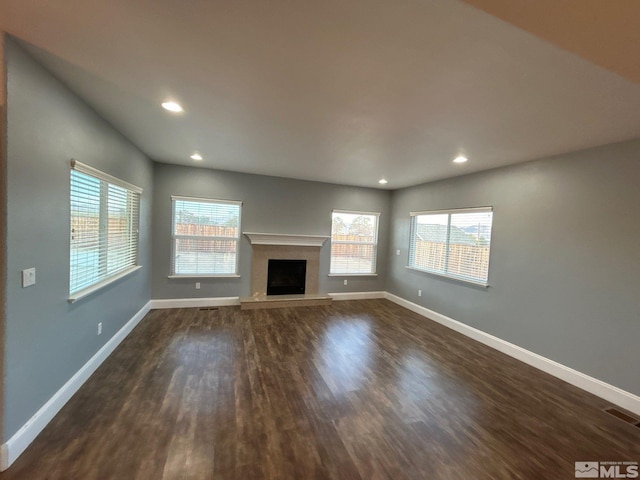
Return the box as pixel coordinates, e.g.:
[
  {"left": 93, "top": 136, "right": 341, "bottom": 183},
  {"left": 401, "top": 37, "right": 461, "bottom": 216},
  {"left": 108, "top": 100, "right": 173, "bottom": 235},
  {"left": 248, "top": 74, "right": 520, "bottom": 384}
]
[{"left": 0, "top": 31, "right": 8, "bottom": 446}]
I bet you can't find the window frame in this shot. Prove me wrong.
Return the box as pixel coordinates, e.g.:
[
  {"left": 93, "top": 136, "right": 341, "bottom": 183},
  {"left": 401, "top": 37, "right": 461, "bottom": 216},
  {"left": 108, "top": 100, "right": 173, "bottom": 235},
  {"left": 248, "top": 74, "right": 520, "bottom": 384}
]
[
  {"left": 407, "top": 206, "right": 493, "bottom": 287},
  {"left": 329, "top": 209, "right": 380, "bottom": 276},
  {"left": 170, "top": 195, "right": 242, "bottom": 278},
  {"left": 68, "top": 160, "right": 142, "bottom": 302}
]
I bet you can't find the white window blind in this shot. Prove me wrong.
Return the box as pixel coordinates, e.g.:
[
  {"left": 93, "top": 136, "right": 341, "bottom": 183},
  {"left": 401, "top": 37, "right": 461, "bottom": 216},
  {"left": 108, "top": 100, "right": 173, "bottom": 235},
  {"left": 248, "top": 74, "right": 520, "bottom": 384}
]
[
  {"left": 171, "top": 196, "right": 242, "bottom": 276},
  {"left": 330, "top": 210, "right": 379, "bottom": 275},
  {"left": 70, "top": 160, "right": 141, "bottom": 296},
  {"left": 408, "top": 207, "right": 493, "bottom": 285}
]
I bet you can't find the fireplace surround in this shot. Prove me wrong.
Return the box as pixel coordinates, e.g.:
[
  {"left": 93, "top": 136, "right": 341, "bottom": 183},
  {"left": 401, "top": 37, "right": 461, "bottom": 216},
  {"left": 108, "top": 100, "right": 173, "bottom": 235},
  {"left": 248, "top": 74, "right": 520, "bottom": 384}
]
[{"left": 242, "top": 233, "right": 332, "bottom": 307}]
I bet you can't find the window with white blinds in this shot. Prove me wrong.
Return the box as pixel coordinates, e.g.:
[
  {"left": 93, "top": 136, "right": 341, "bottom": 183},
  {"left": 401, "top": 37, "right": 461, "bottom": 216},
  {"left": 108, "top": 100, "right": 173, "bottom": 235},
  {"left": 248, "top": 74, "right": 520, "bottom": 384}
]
[
  {"left": 330, "top": 210, "right": 379, "bottom": 275},
  {"left": 171, "top": 196, "right": 242, "bottom": 276},
  {"left": 408, "top": 207, "right": 493, "bottom": 285},
  {"left": 70, "top": 160, "right": 141, "bottom": 297}
]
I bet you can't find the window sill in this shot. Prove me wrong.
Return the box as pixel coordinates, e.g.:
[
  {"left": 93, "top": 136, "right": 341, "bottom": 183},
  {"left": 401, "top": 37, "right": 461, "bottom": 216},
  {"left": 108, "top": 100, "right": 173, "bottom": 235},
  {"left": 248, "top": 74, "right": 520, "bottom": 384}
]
[
  {"left": 328, "top": 273, "right": 378, "bottom": 277},
  {"left": 68, "top": 265, "right": 142, "bottom": 303},
  {"left": 405, "top": 266, "right": 489, "bottom": 288},
  {"left": 168, "top": 274, "right": 241, "bottom": 279}
]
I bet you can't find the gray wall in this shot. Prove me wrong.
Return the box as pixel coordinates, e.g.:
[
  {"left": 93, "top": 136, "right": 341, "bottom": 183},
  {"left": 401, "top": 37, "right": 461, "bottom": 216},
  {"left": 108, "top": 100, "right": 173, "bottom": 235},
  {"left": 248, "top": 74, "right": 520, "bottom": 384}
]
[
  {"left": 152, "top": 163, "right": 391, "bottom": 299},
  {"left": 3, "top": 39, "right": 153, "bottom": 441},
  {"left": 387, "top": 140, "right": 640, "bottom": 396}
]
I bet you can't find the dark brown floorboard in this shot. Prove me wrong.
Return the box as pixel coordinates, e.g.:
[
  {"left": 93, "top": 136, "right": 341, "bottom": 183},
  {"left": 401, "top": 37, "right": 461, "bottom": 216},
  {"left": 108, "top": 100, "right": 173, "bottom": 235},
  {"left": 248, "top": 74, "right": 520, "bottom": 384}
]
[{"left": 2, "top": 299, "right": 639, "bottom": 479}]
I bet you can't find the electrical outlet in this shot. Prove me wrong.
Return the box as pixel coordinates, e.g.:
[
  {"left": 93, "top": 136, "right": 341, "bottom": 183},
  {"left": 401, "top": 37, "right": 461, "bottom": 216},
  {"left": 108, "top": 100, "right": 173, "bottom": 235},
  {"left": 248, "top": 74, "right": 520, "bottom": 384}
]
[
  {"left": 21, "top": 268, "right": 36, "bottom": 288},
  {"left": 343, "top": 279, "right": 348, "bottom": 286},
  {"left": 396, "top": 249, "right": 400, "bottom": 256},
  {"left": 418, "top": 289, "right": 422, "bottom": 297},
  {"left": 97, "top": 322, "right": 103, "bottom": 335},
  {"left": 196, "top": 282, "right": 201, "bottom": 290}
]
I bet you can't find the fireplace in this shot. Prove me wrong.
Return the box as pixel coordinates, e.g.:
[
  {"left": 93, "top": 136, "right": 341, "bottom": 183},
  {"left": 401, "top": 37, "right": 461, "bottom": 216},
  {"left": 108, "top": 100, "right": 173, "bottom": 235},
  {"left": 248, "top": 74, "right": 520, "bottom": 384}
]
[
  {"left": 267, "top": 259, "right": 306, "bottom": 295},
  {"left": 241, "top": 232, "right": 332, "bottom": 309},
  {"left": 241, "top": 232, "right": 330, "bottom": 302}
]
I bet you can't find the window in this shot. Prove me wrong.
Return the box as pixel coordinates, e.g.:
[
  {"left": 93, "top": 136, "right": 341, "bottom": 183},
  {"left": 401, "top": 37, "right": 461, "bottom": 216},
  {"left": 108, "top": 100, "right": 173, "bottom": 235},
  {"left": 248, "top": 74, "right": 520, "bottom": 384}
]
[
  {"left": 171, "top": 196, "right": 241, "bottom": 276},
  {"left": 409, "top": 207, "right": 493, "bottom": 285},
  {"left": 330, "top": 210, "right": 379, "bottom": 275},
  {"left": 70, "top": 160, "right": 142, "bottom": 299}
]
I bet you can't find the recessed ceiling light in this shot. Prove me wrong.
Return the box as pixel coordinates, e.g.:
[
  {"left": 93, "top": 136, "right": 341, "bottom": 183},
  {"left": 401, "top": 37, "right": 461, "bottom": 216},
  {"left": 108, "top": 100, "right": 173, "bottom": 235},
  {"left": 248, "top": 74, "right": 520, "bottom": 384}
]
[
  {"left": 378, "top": 178, "right": 388, "bottom": 184},
  {"left": 453, "top": 155, "right": 468, "bottom": 164},
  {"left": 190, "top": 153, "right": 203, "bottom": 161},
  {"left": 161, "top": 101, "right": 183, "bottom": 113}
]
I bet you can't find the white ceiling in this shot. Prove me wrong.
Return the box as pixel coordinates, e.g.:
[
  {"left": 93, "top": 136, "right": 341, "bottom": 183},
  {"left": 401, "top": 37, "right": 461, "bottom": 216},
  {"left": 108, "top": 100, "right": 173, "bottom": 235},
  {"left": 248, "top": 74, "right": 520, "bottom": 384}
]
[{"left": 3, "top": 0, "right": 640, "bottom": 189}]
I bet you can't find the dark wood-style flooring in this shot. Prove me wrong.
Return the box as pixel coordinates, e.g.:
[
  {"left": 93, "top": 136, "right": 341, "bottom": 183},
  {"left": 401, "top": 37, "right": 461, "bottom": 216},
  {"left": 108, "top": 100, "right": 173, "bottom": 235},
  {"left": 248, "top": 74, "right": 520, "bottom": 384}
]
[{"left": 2, "top": 299, "right": 639, "bottom": 479}]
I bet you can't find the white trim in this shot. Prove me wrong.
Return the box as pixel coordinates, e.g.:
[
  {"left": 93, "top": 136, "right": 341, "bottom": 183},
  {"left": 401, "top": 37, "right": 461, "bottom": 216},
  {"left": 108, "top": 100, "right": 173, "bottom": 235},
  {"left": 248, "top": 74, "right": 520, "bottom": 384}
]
[
  {"left": 1, "top": 301, "right": 152, "bottom": 471},
  {"left": 405, "top": 266, "right": 489, "bottom": 287},
  {"left": 332, "top": 209, "right": 381, "bottom": 217},
  {"left": 151, "top": 294, "right": 387, "bottom": 306},
  {"left": 328, "top": 291, "right": 386, "bottom": 300},
  {"left": 409, "top": 206, "right": 492, "bottom": 216},
  {"left": 171, "top": 195, "right": 242, "bottom": 206},
  {"left": 68, "top": 266, "right": 142, "bottom": 303},
  {"left": 383, "top": 292, "right": 640, "bottom": 417},
  {"left": 328, "top": 273, "right": 378, "bottom": 277},
  {"left": 243, "top": 232, "right": 329, "bottom": 247},
  {"left": 150, "top": 297, "right": 240, "bottom": 309},
  {"left": 70, "top": 159, "right": 143, "bottom": 193},
  {"left": 0, "top": 446, "right": 6, "bottom": 473},
  {"left": 167, "top": 274, "right": 241, "bottom": 279}
]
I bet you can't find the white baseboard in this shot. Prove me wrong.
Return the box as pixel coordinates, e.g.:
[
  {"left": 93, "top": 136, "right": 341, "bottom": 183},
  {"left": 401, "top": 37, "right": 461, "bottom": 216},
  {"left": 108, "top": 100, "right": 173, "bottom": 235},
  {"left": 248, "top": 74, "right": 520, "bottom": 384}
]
[
  {"left": 0, "top": 301, "right": 152, "bottom": 472},
  {"left": 150, "top": 293, "right": 388, "bottom": 307},
  {"left": 150, "top": 297, "right": 240, "bottom": 309},
  {"left": 328, "top": 291, "right": 386, "bottom": 301},
  {"left": 384, "top": 292, "right": 640, "bottom": 417}
]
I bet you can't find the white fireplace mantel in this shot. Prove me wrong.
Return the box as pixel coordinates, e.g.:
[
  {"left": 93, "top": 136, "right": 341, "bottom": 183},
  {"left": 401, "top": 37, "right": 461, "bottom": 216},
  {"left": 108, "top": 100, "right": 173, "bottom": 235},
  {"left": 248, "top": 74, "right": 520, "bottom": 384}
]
[{"left": 243, "top": 232, "right": 329, "bottom": 247}]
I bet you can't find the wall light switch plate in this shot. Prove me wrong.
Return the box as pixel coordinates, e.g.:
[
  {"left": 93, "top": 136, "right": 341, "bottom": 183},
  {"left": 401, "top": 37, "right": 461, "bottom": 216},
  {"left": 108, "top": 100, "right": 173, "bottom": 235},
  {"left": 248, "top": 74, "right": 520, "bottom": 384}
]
[
  {"left": 196, "top": 282, "right": 201, "bottom": 290},
  {"left": 22, "top": 268, "right": 36, "bottom": 288},
  {"left": 343, "top": 279, "right": 348, "bottom": 286},
  {"left": 396, "top": 249, "right": 401, "bottom": 256}
]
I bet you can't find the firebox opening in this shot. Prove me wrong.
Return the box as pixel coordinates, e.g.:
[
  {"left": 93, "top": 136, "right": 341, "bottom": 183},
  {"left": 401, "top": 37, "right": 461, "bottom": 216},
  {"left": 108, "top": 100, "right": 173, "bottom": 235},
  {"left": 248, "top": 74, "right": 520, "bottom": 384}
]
[{"left": 267, "top": 259, "right": 306, "bottom": 296}]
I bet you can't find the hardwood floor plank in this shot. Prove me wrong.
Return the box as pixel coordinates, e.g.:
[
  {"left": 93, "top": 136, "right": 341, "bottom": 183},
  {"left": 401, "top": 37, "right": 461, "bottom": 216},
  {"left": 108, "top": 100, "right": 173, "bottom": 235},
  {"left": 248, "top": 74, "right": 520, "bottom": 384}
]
[{"left": 2, "top": 299, "right": 639, "bottom": 479}]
